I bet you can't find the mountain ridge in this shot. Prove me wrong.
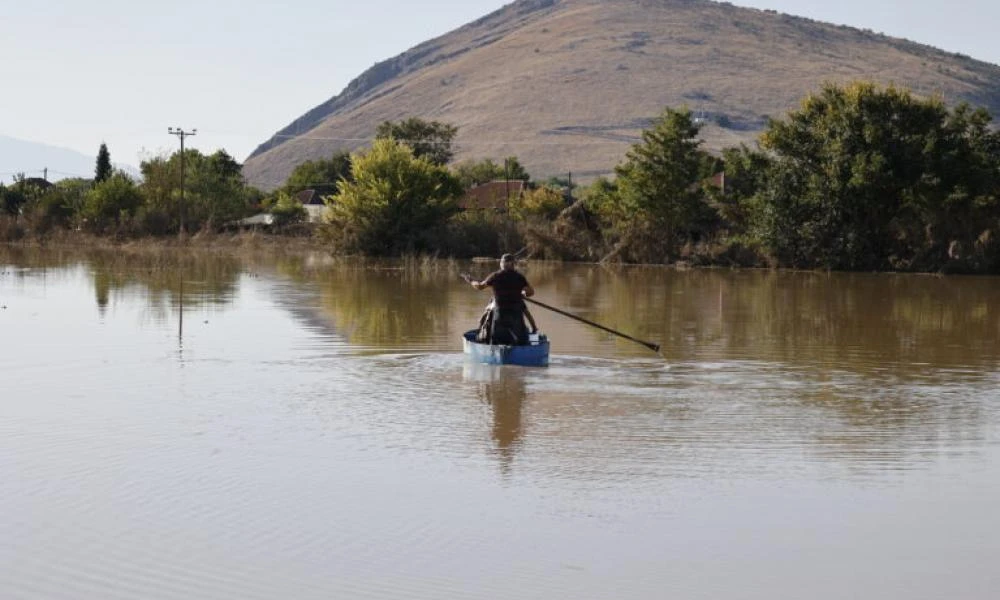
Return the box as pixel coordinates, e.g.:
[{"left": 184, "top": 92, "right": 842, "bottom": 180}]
[
  {"left": 0, "top": 135, "right": 140, "bottom": 183},
  {"left": 249, "top": 0, "right": 562, "bottom": 160},
  {"left": 243, "top": 0, "right": 1000, "bottom": 190}
]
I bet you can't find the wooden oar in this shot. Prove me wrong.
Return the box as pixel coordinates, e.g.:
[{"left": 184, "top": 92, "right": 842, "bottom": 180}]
[{"left": 525, "top": 297, "right": 661, "bottom": 354}]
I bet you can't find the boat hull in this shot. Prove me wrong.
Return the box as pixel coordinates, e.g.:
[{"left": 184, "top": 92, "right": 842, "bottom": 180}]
[{"left": 462, "top": 330, "right": 550, "bottom": 367}]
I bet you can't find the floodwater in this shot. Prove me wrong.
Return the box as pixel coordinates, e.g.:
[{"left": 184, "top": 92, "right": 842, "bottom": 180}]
[{"left": 1, "top": 247, "right": 998, "bottom": 600}]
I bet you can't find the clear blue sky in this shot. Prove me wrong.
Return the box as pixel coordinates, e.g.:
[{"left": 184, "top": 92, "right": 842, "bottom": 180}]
[{"left": 2, "top": 0, "right": 997, "bottom": 173}]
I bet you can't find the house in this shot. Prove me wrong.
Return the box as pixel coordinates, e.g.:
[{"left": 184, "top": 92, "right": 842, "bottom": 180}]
[
  {"left": 296, "top": 189, "right": 327, "bottom": 223},
  {"left": 459, "top": 180, "right": 526, "bottom": 212},
  {"left": 23, "top": 177, "right": 54, "bottom": 191},
  {"left": 706, "top": 171, "right": 725, "bottom": 194}
]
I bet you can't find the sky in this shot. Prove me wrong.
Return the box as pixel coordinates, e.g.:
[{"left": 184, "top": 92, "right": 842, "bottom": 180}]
[{"left": 3, "top": 0, "right": 998, "bottom": 178}]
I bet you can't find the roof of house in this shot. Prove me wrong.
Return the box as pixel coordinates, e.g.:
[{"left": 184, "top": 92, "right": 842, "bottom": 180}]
[
  {"left": 22, "top": 177, "right": 54, "bottom": 189},
  {"left": 295, "top": 189, "right": 324, "bottom": 205},
  {"left": 459, "top": 180, "right": 526, "bottom": 210}
]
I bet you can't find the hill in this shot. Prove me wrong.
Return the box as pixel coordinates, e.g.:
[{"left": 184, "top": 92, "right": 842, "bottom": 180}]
[
  {"left": 242, "top": 0, "right": 1000, "bottom": 190},
  {"left": 0, "top": 135, "right": 98, "bottom": 183}
]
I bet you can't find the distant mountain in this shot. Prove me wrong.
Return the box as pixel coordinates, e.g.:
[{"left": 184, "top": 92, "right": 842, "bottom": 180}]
[
  {"left": 0, "top": 135, "right": 102, "bottom": 183},
  {"left": 243, "top": 0, "right": 1000, "bottom": 191},
  {"left": 0, "top": 136, "right": 140, "bottom": 183}
]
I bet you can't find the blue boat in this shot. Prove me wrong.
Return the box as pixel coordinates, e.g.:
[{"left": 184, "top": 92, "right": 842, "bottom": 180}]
[{"left": 462, "top": 330, "right": 550, "bottom": 367}]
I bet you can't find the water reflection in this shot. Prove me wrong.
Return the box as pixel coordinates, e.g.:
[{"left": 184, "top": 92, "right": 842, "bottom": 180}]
[
  {"left": 540, "top": 267, "right": 1000, "bottom": 373},
  {"left": 314, "top": 267, "right": 455, "bottom": 347},
  {"left": 464, "top": 363, "right": 527, "bottom": 474},
  {"left": 0, "top": 246, "right": 242, "bottom": 316},
  {"left": 2, "top": 246, "right": 998, "bottom": 470},
  {"left": 8, "top": 248, "right": 995, "bottom": 378}
]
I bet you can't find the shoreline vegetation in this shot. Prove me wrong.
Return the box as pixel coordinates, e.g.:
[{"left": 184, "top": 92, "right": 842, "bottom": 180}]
[
  {"left": 4, "top": 82, "right": 999, "bottom": 274},
  {"left": 0, "top": 221, "right": 767, "bottom": 272}
]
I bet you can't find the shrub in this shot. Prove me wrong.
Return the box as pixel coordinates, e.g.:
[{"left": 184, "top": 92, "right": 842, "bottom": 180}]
[
  {"left": 81, "top": 173, "right": 142, "bottom": 233},
  {"left": 511, "top": 186, "right": 567, "bottom": 220}
]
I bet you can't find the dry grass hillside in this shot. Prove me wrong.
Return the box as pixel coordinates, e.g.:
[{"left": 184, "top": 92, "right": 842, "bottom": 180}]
[{"left": 242, "top": 0, "right": 1000, "bottom": 190}]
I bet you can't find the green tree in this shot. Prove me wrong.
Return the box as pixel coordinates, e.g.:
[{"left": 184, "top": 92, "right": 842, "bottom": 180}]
[
  {"left": 326, "top": 138, "right": 463, "bottom": 254},
  {"left": 580, "top": 177, "right": 619, "bottom": 217},
  {"left": 138, "top": 149, "right": 254, "bottom": 233},
  {"left": 452, "top": 156, "right": 529, "bottom": 188},
  {"left": 17, "top": 177, "right": 90, "bottom": 232},
  {"left": 81, "top": 172, "right": 142, "bottom": 232},
  {"left": 542, "top": 175, "right": 576, "bottom": 193},
  {"left": 375, "top": 118, "right": 458, "bottom": 166},
  {"left": 281, "top": 151, "right": 353, "bottom": 198},
  {"left": 714, "top": 144, "right": 773, "bottom": 235},
  {"left": 454, "top": 158, "right": 502, "bottom": 188},
  {"left": 609, "top": 107, "right": 717, "bottom": 260},
  {"left": 510, "top": 186, "right": 566, "bottom": 220},
  {"left": 137, "top": 155, "right": 179, "bottom": 233},
  {"left": 268, "top": 191, "right": 308, "bottom": 226},
  {"left": 753, "top": 81, "right": 1000, "bottom": 270},
  {"left": 502, "top": 156, "right": 530, "bottom": 182},
  {"left": 1, "top": 174, "right": 50, "bottom": 216},
  {"left": 184, "top": 149, "right": 254, "bottom": 229},
  {"left": 0, "top": 183, "right": 27, "bottom": 215},
  {"left": 95, "top": 143, "right": 112, "bottom": 183}
]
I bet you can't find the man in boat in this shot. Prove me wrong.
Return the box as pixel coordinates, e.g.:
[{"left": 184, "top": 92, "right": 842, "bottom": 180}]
[{"left": 467, "top": 253, "right": 536, "bottom": 344}]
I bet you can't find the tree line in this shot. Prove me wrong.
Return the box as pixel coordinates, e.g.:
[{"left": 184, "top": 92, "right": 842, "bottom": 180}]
[
  {"left": 3, "top": 82, "right": 999, "bottom": 273},
  {"left": 1, "top": 143, "right": 262, "bottom": 237},
  {"left": 553, "top": 81, "right": 999, "bottom": 273}
]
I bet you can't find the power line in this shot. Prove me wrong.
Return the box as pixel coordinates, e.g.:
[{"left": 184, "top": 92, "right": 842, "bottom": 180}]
[
  {"left": 1, "top": 169, "right": 117, "bottom": 180},
  {"left": 177, "top": 127, "right": 647, "bottom": 146},
  {"left": 262, "top": 133, "right": 642, "bottom": 146},
  {"left": 47, "top": 169, "right": 92, "bottom": 177}
]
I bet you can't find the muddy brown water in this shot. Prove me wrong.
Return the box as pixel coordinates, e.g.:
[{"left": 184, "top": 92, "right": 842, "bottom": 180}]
[{"left": 2, "top": 248, "right": 998, "bottom": 599}]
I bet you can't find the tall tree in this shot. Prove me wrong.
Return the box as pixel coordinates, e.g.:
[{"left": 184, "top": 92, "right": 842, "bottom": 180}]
[
  {"left": 375, "top": 118, "right": 458, "bottom": 166},
  {"left": 95, "top": 143, "right": 112, "bottom": 183},
  {"left": 609, "top": 107, "right": 716, "bottom": 260}
]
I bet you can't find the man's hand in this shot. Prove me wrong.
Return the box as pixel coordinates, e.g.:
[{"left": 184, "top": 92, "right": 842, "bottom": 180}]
[{"left": 461, "top": 272, "right": 486, "bottom": 289}]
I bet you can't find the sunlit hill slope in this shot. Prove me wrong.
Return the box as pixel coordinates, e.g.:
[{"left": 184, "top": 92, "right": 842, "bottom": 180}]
[{"left": 243, "top": 0, "right": 1000, "bottom": 190}]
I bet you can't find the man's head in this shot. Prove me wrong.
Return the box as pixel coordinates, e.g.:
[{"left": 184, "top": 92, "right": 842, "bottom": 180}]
[{"left": 500, "top": 253, "right": 516, "bottom": 270}]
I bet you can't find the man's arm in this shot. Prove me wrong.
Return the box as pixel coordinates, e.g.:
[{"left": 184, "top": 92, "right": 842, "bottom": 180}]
[
  {"left": 524, "top": 306, "right": 538, "bottom": 333},
  {"left": 464, "top": 272, "right": 492, "bottom": 291},
  {"left": 523, "top": 282, "right": 535, "bottom": 297}
]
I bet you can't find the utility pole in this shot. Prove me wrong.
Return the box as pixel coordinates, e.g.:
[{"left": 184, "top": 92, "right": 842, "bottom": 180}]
[
  {"left": 504, "top": 157, "right": 510, "bottom": 212},
  {"left": 168, "top": 127, "right": 197, "bottom": 234}
]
